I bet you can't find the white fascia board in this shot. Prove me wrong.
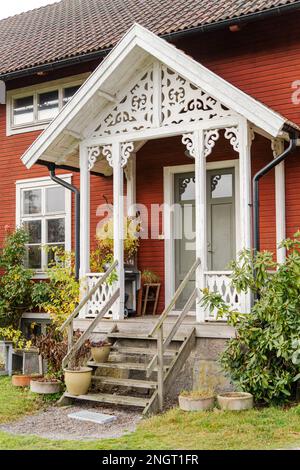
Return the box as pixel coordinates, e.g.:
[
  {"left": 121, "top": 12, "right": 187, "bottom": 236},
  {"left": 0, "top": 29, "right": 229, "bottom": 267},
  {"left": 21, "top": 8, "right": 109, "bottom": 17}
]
[{"left": 21, "top": 23, "right": 288, "bottom": 169}]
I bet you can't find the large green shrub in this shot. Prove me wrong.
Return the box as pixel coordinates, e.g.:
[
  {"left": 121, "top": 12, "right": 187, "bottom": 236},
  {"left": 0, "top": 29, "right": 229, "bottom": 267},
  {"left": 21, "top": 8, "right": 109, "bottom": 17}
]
[
  {"left": 0, "top": 228, "right": 33, "bottom": 328},
  {"left": 201, "top": 233, "right": 300, "bottom": 404}
]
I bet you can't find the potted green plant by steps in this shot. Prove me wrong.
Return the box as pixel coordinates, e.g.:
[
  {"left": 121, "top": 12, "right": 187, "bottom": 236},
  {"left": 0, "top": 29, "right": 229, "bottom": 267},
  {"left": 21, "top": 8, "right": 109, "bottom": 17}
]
[
  {"left": 179, "top": 389, "right": 215, "bottom": 411},
  {"left": 63, "top": 333, "right": 93, "bottom": 396},
  {"left": 90, "top": 339, "right": 112, "bottom": 363}
]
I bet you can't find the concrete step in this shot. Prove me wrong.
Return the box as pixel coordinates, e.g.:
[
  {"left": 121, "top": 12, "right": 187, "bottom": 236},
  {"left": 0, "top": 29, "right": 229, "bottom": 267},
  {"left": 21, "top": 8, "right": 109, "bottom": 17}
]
[
  {"left": 87, "top": 360, "right": 169, "bottom": 371},
  {"left": 92, "top": 376, "right": 157, "bottom": 389},
  {"left": 64, "top": 392, "right": 149, "bottom": 408}
]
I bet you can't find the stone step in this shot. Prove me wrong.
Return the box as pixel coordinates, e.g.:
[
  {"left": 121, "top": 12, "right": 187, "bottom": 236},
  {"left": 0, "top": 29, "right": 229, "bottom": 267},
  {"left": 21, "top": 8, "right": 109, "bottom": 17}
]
[
  {"left": 64, "top": 392, "right": 149, "bottom": 408},
  {"left": 87, "top": 360, "right": 169, "bottom": 371},
  {"left": 92, "top": 376, "right": 157, "bottom": 389}
]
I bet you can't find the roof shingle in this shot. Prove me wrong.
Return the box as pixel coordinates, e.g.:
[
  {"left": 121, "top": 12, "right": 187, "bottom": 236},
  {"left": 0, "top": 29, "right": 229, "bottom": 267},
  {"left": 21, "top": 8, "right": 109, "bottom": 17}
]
[{"left": 0, "top": 0, "right": 298, "bottom": 76}]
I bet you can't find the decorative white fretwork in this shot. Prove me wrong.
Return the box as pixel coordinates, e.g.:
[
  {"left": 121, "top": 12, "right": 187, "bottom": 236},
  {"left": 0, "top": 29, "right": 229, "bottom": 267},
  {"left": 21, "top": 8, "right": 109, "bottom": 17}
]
[
  {"left": 84, "top": 273, "right": 117, "bottom": 319},
  {"left": 102, "top": 144, "right": 113, "bottom": 167},
  {"left": 204, "top": 129, "right": 220, "bottom": 157},
  {"left": 182, "top": 133, "right": 196, "bottom": 158},
  {"left": 271, "top": 138, "right": 284, "bottom": 158},
  {"left": 88, "top": 146, "right": 101, "bottom": 171},
  {"left": 249, "top": 127, "right": 255, "bottom": 144},
  {"left": 204, "top": 272, "right": 241, "bottom": 320},
  {"left": 91, "top": 62, "right": 236, "bottom": 138},
  {"left": 224, "top": 126, "right": 239, "bottom": 152},
  {"left": 93, "top": 67, "right": 154, "bottom": 136},
  {"left": 121, "top": 142, "right": 134, "bottom": 167},
  {"left": 161, "top": 65, "right": 232, "bottom": 127}
]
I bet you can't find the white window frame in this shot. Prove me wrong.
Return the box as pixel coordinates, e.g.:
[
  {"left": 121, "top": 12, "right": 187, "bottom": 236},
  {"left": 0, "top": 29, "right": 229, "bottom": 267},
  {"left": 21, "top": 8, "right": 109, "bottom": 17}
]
[
  {"left": 16, "top": 175, "right": 72, "bottom": 277},
  {"left": 7, "top": 73, "right": 89, "bottom": 136}
]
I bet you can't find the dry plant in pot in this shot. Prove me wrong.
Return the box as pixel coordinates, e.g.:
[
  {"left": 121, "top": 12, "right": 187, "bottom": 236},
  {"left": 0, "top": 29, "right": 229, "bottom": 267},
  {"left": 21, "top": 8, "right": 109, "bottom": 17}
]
[
  {"left": 63, "top": 332, "right": 93, "bottom": 396},
  {"left": 179, "top": 389, "right": 215, "bottom": 411},
  {"left": 90, "top": 339, "right": 112, "bottom": 363}
]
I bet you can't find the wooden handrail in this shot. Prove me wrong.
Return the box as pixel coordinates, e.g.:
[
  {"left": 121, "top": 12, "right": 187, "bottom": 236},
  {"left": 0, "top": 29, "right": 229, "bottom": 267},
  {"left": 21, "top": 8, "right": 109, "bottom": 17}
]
[
  {"left": 59, "top": 259, "right": 118, "bottom": 332},
  {"left": 148, "top": 257, "right": 200, "bottom": 337},
  {"left": 62, "top": 288, "right": 120, "bottom": 369}
]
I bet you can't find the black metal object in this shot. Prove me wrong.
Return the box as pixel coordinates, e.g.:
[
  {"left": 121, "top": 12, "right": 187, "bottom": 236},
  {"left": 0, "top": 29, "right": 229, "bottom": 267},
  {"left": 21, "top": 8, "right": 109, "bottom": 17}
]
[
  {"left": 252, "top": 129, "right": 299, "bottom": 256},
  {"left": 124, "top": 264, "right": 141, "bottom": 318},
  {"left": 2, "top": 1, "right": 300, "bottom": 81},
  {"left": 37, "top": 159, "right": 105, "bottom": 177},
  {"left": 43, "top": 162, "right": 80, "bottom": 281}
]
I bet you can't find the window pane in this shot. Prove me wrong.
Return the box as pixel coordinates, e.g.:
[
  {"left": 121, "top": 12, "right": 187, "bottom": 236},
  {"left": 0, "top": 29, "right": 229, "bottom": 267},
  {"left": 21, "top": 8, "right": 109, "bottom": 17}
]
[
  {"left": 25, "top": 245, "right": 42, "bottom": 269},
  {"left": 211, "top": 174, "right": 233, "bottom": 199},
  {"left": 46, "top": 186, "right": 65, "bottom": 213},
  {"left": 23, "top": 189, "right": 41, "bottom": 215},
  {"left": 47, "top": 244, "right": 65, "bottom": 266},
  {"left": 23, "top": 220, "right": 41, "bottom": 243},
  {"left": 38, "top": 90, "right": 59, "bottom": 120},
  {"left": 47, "top": 218, "right": 65, "bottom": 243},
  {"left": 13, "top": 96, "right": 34, "bottom": 125},
  {"left": 63, "top": 85, "right": 80, "bottom": 105},
  {"left": 179, "top": 176, "right": 195, "bottom": 201}
]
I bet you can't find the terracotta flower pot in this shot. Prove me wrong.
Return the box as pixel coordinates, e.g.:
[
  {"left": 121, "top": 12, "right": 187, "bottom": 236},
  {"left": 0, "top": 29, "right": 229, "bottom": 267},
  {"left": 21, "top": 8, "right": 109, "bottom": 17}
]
[
  {"left": 64, "top": 367, "right": 92, "bottom": 396},
  {"left": 179, "top": 395, "right": 215, "bottom": 411},
  {"left": 91, "top": 344, "right": 111, "bottom": 363},
  {"left": 30, "top": 379, "right": 61, "bottom": 394},
  {"left": 217, "top": 392, "right": 253, "bottom": 411},
  {"left": 12, "top": 374, "right": 43, "bottom": 387}
]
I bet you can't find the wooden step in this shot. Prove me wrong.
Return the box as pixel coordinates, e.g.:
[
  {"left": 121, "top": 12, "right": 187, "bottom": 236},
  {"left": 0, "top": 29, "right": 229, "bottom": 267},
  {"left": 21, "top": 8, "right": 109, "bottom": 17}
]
[
  {"left": 108, "top": 332, "right": 185, "bottom": 341},
  {"left": 92, "top": 376, "right": 157, "bottom": 389},
  {"left": 64, "top": 392, "right": 149, "bottom": 408},
  {"left": 87, "top": 360, "right": 169, "bottom": 371},
  {"left": 112, "top": 346, "right": 177, "bottom": 357}
]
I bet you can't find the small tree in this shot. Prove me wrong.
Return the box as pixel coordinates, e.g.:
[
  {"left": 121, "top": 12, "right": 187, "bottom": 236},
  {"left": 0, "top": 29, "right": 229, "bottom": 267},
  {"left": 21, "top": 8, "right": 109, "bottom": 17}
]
[{"left": 201, "top": 233, "right": 300, "bottom": 404}]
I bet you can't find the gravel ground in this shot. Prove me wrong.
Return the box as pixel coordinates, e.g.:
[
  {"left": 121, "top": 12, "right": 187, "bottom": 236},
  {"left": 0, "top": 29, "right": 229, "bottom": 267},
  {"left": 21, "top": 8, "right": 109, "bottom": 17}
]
[{"left": 0, "top": 403, "right": 142, "bottom": 441}]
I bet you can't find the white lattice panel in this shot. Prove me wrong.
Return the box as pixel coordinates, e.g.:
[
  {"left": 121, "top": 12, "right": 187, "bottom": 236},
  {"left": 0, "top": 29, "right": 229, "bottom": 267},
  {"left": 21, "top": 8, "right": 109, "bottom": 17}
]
[
  {"left": 84, "top": 273, "right": 117, "bottom": 319},
  {"left": 204, "top": 271, "right": 241, "bottom": 321}
]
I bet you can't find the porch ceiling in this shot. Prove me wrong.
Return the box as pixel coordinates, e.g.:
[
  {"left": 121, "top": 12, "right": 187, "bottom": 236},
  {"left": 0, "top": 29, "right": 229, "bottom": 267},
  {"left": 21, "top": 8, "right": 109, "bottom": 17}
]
[{"left": 21, "top": 23, "right": 299, "bottom": 173}]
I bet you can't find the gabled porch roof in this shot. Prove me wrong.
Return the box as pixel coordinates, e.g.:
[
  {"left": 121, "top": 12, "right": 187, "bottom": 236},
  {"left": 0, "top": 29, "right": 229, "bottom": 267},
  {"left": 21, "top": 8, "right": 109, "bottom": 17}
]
[{"left": 21, "top": 23, "right": 298, "bottom": 174}]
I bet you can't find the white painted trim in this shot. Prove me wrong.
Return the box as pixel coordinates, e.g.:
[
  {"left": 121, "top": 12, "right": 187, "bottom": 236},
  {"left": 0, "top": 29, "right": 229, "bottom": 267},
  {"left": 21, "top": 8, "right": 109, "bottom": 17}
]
[
  {"left": 21, "top": 24, "right": 291, "bottom": 169},
  {"left": 79, "top": 144, "right": 90, "bottom": 278},
  {"left": 15, "top": 174, "right": 72, "bottom": 273},
  {"left": 163, "top": 159, "right": 240, "bottom": 308},
  {"left": 275, "top": 156, "right": 286, "bottom": 263},
  {"left": 7, "top": 73, "right": 89, "bottom": 136}
]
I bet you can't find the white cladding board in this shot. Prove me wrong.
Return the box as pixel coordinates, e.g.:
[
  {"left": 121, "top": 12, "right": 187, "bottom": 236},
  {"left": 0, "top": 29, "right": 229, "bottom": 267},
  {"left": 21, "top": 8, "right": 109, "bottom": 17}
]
[{"left": 68, "top": 410, "right": 117, "bottom": 425}]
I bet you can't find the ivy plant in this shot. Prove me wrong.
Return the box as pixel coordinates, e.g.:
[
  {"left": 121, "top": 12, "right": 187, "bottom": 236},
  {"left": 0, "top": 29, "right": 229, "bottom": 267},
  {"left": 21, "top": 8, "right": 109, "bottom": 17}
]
[{"left": 200, "top": 233, "right": 300, "bottom": 404}]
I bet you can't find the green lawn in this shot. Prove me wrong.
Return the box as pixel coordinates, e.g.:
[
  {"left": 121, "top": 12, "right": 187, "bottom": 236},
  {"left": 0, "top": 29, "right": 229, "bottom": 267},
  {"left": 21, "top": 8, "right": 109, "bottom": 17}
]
[{"left": 0, "top": 376, "right": 300, "bottom": 450}]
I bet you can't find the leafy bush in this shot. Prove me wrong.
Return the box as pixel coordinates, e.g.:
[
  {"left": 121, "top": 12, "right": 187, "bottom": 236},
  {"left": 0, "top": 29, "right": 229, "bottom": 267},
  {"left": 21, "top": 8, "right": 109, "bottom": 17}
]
[
  {"left": 0, "top": 228, "right": 33, "bottom": 328},
  {"left": 201, "top": 234, "right": 300, "bottom": 404},
  {"left": 32, "top": 249, "right": 79, "bottom": 328},
  {"left": 0, "top": 326, "right": 31, "bottom": 350}
]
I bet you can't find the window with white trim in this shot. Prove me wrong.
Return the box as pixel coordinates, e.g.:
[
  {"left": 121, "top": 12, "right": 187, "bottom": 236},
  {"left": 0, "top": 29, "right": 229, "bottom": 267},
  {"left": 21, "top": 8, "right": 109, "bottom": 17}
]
[
  {"left": 16, "top": 176, "right": 72, "bottom": 272},
  {"left": 7, "top": 74, "right": 89, "bottom": 135}
]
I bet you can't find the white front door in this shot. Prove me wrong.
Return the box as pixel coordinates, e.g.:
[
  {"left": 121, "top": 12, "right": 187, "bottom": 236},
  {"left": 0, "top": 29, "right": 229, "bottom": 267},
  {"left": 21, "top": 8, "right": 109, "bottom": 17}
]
[{"left": 174, "top": 167, "right": 236, "bottom": 309}]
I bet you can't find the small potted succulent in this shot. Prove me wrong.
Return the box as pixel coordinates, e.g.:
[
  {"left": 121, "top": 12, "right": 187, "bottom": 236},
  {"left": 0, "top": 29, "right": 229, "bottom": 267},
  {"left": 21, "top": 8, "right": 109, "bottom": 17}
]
[
  {"left": 90, "top": 339, "right": 112, "bottom": 363},
  {"left": 179, "top": 388, "right": 215, "bottom": 411}
]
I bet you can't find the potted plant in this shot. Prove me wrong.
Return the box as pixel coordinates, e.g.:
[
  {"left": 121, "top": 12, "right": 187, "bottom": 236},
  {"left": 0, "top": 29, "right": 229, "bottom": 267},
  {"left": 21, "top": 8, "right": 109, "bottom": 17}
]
[
  {"left": 217, "top": 392, "right": 253, "bottom": 411},
  {"left": 90, "top": 339, "right": 112, "bottom": 363},
  {"left": 141, "top": 270, "right": 160, "bottom": 285},
  {"left": 179, "top": 389, "right": 215, "bottom": 411},
  {"left": 63, "top": 332, "right": 93, "bottom": 396},
  {"left": 31, "top": 327, "right": 65, "bottom": 394}
]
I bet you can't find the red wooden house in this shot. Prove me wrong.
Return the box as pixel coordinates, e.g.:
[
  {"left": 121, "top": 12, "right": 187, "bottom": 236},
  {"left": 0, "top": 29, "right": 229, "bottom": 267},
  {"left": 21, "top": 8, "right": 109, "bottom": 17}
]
[{"left": 1, "top": 0, "right": 300, "bottom": 410}]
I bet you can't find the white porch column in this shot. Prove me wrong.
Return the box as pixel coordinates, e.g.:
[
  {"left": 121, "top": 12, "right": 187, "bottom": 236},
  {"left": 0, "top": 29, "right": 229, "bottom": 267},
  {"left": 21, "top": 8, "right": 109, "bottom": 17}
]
[
  {"left": 112, "top": 142, "right": 125, "bottom": 319},
  {"left": 273, "top": 139, "right": 286, "bottom": 263},
  {"left": 79, "top": 143, "right": 90, "bottom": 278},
  {"left": 238, "top": 120, "right": 252, "bottom": 313},
  {"left": 126, "top": 153, "right": 136, "bottom": 216}
]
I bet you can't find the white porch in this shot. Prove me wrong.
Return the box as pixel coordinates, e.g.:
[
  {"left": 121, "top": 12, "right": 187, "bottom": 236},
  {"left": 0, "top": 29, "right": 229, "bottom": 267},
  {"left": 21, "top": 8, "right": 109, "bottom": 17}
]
[{"left": 21, "top": 24, "right": 296, "bottom": 324}]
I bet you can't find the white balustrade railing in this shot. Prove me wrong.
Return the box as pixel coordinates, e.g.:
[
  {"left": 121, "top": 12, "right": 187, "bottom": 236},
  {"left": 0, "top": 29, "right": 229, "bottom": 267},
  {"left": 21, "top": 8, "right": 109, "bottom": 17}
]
[
  {"left": 204, "top": 271, "right": 241, "bottom": 320},
  {"left": 82, "top": 273, "right": 117, "bottom": 319}
]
